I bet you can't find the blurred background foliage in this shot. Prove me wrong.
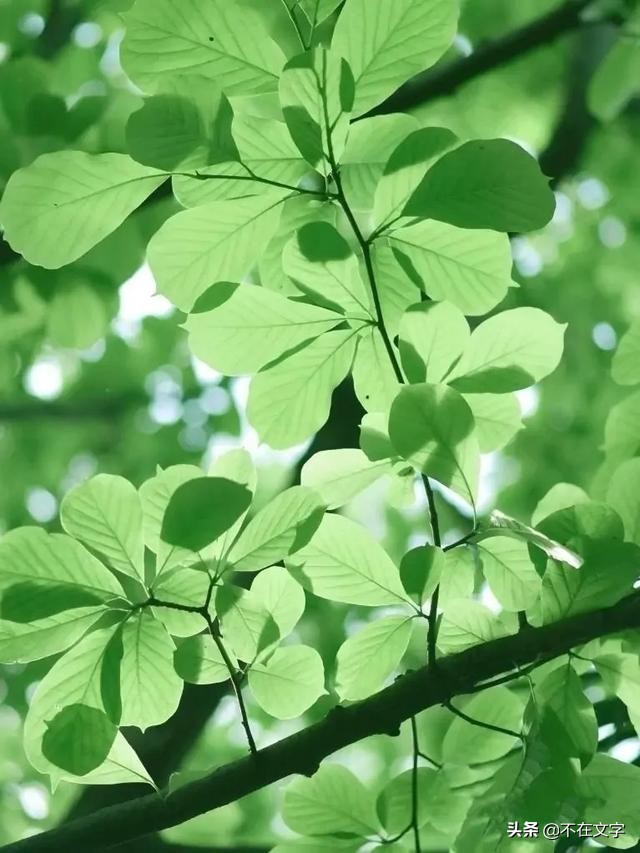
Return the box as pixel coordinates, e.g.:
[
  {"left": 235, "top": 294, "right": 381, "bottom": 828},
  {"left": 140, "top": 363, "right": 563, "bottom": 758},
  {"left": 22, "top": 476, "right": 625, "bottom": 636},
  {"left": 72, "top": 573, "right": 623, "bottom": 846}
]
[{"left": 0, "top": 0, "right": 639, "bottom": 849}]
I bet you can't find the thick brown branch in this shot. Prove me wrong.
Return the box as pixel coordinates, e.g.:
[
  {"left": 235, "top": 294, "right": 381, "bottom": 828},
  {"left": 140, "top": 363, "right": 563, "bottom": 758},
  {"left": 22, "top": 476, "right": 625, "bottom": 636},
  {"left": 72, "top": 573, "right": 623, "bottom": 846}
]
[
  {"left": 367, "top": 0, "right": 597, "bottom": 117},
  {"left": 5, "top": 590, "right": 640, "bottom": 853}
]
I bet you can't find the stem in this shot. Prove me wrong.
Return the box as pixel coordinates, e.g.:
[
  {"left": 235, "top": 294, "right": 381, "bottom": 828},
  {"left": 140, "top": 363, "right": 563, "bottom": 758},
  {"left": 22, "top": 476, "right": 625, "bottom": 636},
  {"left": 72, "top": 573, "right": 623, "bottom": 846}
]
[
  {"left": 445, "top": 700, "right": 524, "bottom": 741},
  {"left": 417, "top": 750, "right": 443, "bottom": 769},
  {"left": 410, "top": 717, "right": 423, "bottom": 853},
  {"left": 179, "top": 170, "right": 333, "bottom": 198},
  {"left": 206, "top": 613, "right": 258, "bottom": 756}
]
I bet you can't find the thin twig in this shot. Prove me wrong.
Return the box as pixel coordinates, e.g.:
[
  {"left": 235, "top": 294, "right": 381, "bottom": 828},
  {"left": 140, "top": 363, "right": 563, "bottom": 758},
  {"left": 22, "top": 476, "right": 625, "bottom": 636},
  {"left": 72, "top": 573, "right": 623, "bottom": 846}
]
[
  {"left": 445, "top": 700, "right": 524, "bottom": 741},
  {"left": 410, "top": 717, "right": 423, "bottom": 853}
]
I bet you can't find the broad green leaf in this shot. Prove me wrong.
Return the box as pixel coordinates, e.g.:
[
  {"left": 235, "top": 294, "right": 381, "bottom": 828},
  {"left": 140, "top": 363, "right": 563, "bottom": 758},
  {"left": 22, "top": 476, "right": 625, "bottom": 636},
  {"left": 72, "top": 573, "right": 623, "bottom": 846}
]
[
  {"left": 283, "top": 764, "right": 380, "bottom": 836},
  {"left": 0, "top": 607, "right": 106, "bottom": 664},
  {"left": 249, "top": 644, "right": 326, "bottom": 719},
  {"left": 534, "top": 662, "right": 597, "bottom": 766},
  {"left": 331, "top": 0, "right": 458, "bottom": 116},
  {"left": 438, "top": 599, "right": 513, "bottom": 654},
  {"left": 388, "top": 383, "right": 479, "bottom": 503},
  {"left": 476, "top": 537, "right": 542, "bottom": 611},
  {"left": 373, "top": 127, "right": 457, "bottom": 228},
  {"left": 578, "top": 755, "right": 640, "bottom": 841},
  {"left": 439, "top": 546, "right": 476, "bottom": 607},
  {"left": 247, "top": 329, "right": 358, "bottom": 448},
  {"left": 341, "top": 113, "right": 419, "bottom": 211},
  {"left": 216, "top": 584, "right": 280, "bottom": 662},
  {"left": 161, "top": 476, "right": 252, "bottom": 553},
  {"left": 61, "top": 474, "right": 145, "bottom": 582},
  {"left": 400, "top": 546, "right": 444, "bottom": 605},
  {"left": 152, "top": 568, "right": 208, "bottom": 637},
  {"left": 335, "top": 615, "right": 413, "bottom": 701},
  {"left": 531, "top": 482, "right": 590, "bottom": 527},
  {"left": 0, "top": 528, "right": 124, "bottom": 605},
  {"left": 370, "top": 243, "right": 421, "bottom": 337},
  {"left": 446, "top": 308, "right": 566, "bottom": 393},
  {"left": 463, "top": 393, "right": 523, "bottom": 452},
  {"left": 249, "top": 566, "right": 306, "bottom": 638},
  {"left": 125, "top": 77, "right": 236, "bottom": 171},
  {"left": 42, "top": 704, "right": 117, "bottom": 777},
  {"left": 607, "top": 458, "right": 640, "bottom": 543},
  {"left": 207, "top": 449, "right": 257, "bottom": 565},
  {"left": 612, "top": 318, "right": 640, "bottom": 386},
  {"left": 283, "top": 222, "right": 373, "bottom": 318},
  {"left": 287, "top": 513, "right": 410, "bottom": 606},
  {"left": 590, "top": 639, "right": 640, "bottom": 735},
  {"left": 359, "top": 411, "right": 395, "bottom": 462},
  {"left": 588, "top": 25, "right": 640, "bottom": 122},
  {"left": 604, "top": 389, "right": 640, "bottom": 460},
  {"left": 186, "top": 282, "right": 344, "bottom": 376},
  {"left": 0, "top": 152, "right": 165, "bottom": 268},
  {"left": 46, "top": 282, "right": 109, "bottom": 350},
  {"left": 378, "top": 767, "right": 471, "bottom": 837},
  {"left": 174, "top": 634, "right": 234, "bottom": 684},
  {"left": 352, "top": 327, "right": 402, "bottom": 412},
  {"left": 24, "top": 623, "right": 153, "bottom": 787},
  {"left": 120, "top": 611, "right": 183, "bottom": 729},
  {"left": 139, "top": 464, "right": 202, "bottom": 576},
  {"left": 442, "top": 688, "right": 523, "bottom": 764},
  {"left": 0, "top": 581, "right": 104, "bottom": 624},
  {"left": 121, "top": 0, "right": 286, "bottom": 95},
  {"left": 399, "top": 301, "right": 470, "bottom": 384},
  {"left": 389, "top": 220, "right": 513, "bottom": 315},
  {"left": 229, "top": 486, "right": 324, "bottom": 571},
  {"left": 301, "top": 449, "right": 392, "bottom": 509},
  {"left": 404, "top": 139, "right": 556, "bottom": 233},
  {"left": 148, "top": 193, "right": 288, "bottom": 311}
]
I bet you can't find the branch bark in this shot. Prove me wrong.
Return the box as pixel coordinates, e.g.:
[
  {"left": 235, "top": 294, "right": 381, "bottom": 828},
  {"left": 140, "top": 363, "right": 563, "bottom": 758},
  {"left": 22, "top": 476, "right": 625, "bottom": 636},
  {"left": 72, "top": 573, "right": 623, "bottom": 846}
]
[{"left": 5, "top": 589, "right": 640, "bottom": 853}]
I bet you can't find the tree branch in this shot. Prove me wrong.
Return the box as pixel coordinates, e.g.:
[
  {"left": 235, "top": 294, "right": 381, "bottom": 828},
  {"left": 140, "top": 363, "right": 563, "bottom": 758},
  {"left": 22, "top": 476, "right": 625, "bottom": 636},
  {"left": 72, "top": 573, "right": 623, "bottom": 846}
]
[
  {"left": 367, "top": 0, "right": 598, "bottom": 117},
  {"left": 6, "top": 589, "right": 640, "bottom": 853}
]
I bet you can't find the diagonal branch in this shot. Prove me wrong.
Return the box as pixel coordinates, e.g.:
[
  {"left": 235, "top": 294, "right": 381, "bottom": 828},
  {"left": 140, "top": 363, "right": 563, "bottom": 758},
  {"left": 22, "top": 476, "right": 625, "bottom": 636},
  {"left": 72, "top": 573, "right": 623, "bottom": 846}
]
[
  {"left": 5, "top": 589, "right": 640, "bottom": 853},
  {"left": 367, "top": 0, "right": 598, "bottom": 117}
]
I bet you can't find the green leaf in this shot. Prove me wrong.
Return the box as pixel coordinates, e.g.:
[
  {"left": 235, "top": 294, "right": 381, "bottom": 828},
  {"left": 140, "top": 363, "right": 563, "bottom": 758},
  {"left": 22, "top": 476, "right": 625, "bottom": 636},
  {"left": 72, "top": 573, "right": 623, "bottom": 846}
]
[
  {"left": 604, "top": 389, "right": 640, "bottom": 460},
  {"left": 125, "top": 78, "right": 236, "bottom": 171},
  {"left": 352, "top": 327, "right": 402, "bottom": 412},
  {"left": 442, "top": 687, "right": 523, "bottom": 764},
  {"left": 174, "top": 634, "right": 234, "bottom": 684},
  {"left": 161, "top": 476, "right": 253, "bottom": 552},
  {"left": 207, "top": 449, "right": 258, "bottom": 564},
  {"left": 0, "top": 527, "right": 124, "bottom": 604},
  {"left": 148, "top": 193, "right": 288, "bottom": 311},
  {"left": 446, "top": 308, "right": 566, "bottom": 393},
  {"left": 388, "top": 383, "right": 479, "bottom": 503},
  {"left": 378, "top": 766, "right": 471, "bottom": 837},
  {"left": 139, "top": 464, "right": 203, "bottom": 576},
  {"left": 335, "top": 615, "right": 413, "bottom": 701},
  {"left": 249, "top": 565, "right": 306, "bottom": 638},
  {"left": 0, "top": 582, "right": 104, "bottom": 623},
  {"left": 404, "top": 139, "right": 556, "bottom": 232},
  {"left": 0, "top": 152, "right": 165, "bottom": 268},
  {"left": 287, "top": 513, "right": 410, "bottom": 607},
  {"left": 60, "top": 474, "right": 145, "bottom": 582},
  {"left": 186, "top": 282, "right": 344, "bottom": 376},
  {"left": 439, "top": 546, "right": 476, "bottom": 607},
  {"left": 400, "top": 545, "right": 444, "bottom": 604},
  {"left": 590, "top": 638, "right": 640, "bottom": 736},
  {"left": 0, "top": 608, "right": 106, "bottom": 665},
  {"left": 389, "top": 220, "right": 513, "bottom": 315},
  {"left": 340, "top": 113, "right": 419, "bottom": 211},
  {"left": 534, "top": 662, "right": 597, "bottom": 766},
  {"left": 331, "top": 0, "right": 458, "bottom": 116},
  {"left": 607, "top": 458, "right": 640, "bottom": 543},
  {"left": 301, "top": 449, "right": 392, "bottom": 509},
  {"left": 216, "top": 584, "right": 280, "bottom": 662},
  {"left": 121, "top": 0, "right": 285, "bottom": 95},
  {"left": 42, "top": 703, "right": 117, "bottom": 777},
  {"left": 588, "top": 25, "right": 640, "bottom": 122},
  {"left": 374, "top": 127, "right": 457, "bottom": 228},
  {"left": 120, "top": 611, "right": 183, "bottom": 729},
  {"left": 46, "top": 282, "right": 109, "bottom": 350},
  {"left": 463, "top": 393, "right": 523, "bottom": 453},
  {"left": 476, "top": 537, "right": 542, "bottom": 611},
  {"left": 578, "top": 754, "right": 640, "bottom": 840},
  {"left": 247, "top": 329, "right": 358, "bottom": 449},
  {"left": 399, "top": 301, "right": 470, "bottom": 384},
  {"left": 612, "top": 318, "right": 640, "bottom": 386},
  {"left": 531, "top": 482, "right": 590, "bottom": 527},
  {"left": 370, "top": 244, "right": 421, "bottom": 337},
  {"left": 249, "top": 644, "right": 326, "bottom": 719},
  {"left": 151, "top": 568, "right": 208, "bottom": 637},
  {"left": 359, "top": 411, "right": 395, "bottom": 462},
  {"left": 283, "top": 764, "right": 380, "bottom": 837},
  {"left": 24, "top": 624, "right": 153, "bottom": 787},
  {"left": 438, "top": 599, "right": 513, "bottom": 653},
  {"left": 283, "top": 222, "right": 373, "bottom": 318},
  {"left": 229, "top": 486, "right": 324, "bottom": 571}
]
